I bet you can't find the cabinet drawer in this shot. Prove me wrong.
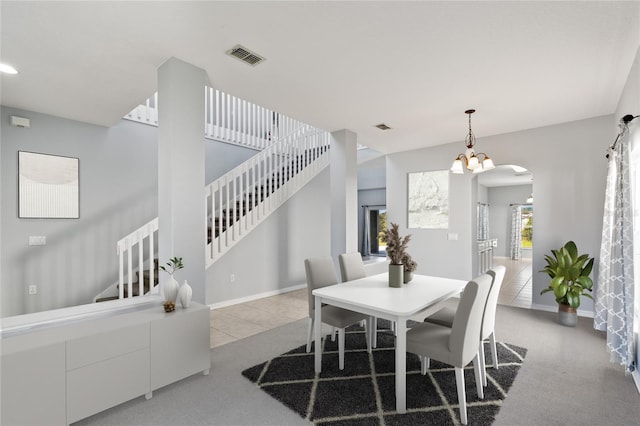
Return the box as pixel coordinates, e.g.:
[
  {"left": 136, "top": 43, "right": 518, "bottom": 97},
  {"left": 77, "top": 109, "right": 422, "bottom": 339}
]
[
  {"left": 66, "top": 323, "right": 149, "bottom": 370},
  {"left": 67, "top": 347, "right": 149, "bottom": 423},
  {"left": 1, "top": 342, "right": 66, "bottom": 426}
]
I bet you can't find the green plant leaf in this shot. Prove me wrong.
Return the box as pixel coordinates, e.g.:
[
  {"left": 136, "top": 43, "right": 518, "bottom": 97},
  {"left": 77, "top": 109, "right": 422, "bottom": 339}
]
[
  {"left": 554, "top": 282, "right": 568, "bottom": 299},
  {"left": 568, "top": 266, "right": 580, "bottom": 281},
  {"left": 576, "top": 276, "right": 593, "bottom": 290},
  {"left": 550, "top": 275, "right": 564, "bottom": 289},
  {"left": 566, "top": 291, "right": 580, "bottom": 309},
  {"left": 575, "top": 254, "right": 589, "bottom": 269},
  {"left": 582, "top": 258, "right": 594, "bottom": 277},
  {"left": 541, "top": 288, "right": 553, "bottom": 295},
  {"left": 544, "top": 254, "right": 557, "bottom": 268},
  {"left": 564, "top": 241, "right": 578, "bottom": 261},
  {"left": 562, "top": 251, "right": 573, "bottom": 271}
]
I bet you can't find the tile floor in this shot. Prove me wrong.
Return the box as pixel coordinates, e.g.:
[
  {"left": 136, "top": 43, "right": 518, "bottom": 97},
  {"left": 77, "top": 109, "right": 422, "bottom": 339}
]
[
  {"left": 494, "top": 256, "right": 533, "bottom": 309},
  {"left": 210, "top": 256, "right": 533, "bottom": 348}
]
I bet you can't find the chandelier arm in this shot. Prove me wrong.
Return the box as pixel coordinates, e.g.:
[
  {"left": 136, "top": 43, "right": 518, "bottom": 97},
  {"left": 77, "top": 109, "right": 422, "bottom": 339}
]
[{"left": 455, "top": 153, "right": 468, "bottom": 164}]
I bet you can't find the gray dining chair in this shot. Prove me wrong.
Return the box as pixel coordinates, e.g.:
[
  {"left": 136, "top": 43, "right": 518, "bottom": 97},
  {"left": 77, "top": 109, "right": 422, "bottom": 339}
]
[
  {"left": 422, "top": 265, "right": 506, "bottom": 386},
  {"left": 305, "top": 256, "right": 371, "bottom": 370},
  {"left": 338, "top": 252, "right": 378, "bottom": 347},
  {"left": 407, "top": 274, "right": 493, "bottom": 425},
  {"left": 338, "top": 252, "right": 367, "bottom": 282}
]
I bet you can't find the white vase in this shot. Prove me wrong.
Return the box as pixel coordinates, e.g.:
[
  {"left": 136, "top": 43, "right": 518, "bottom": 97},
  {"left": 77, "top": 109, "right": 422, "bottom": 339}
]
[
  {"left": 164, "top": 275, "right": 179, "bottom": 303},
  {"left": 178, "top": 280, "right": 193, "bottom": 308}
]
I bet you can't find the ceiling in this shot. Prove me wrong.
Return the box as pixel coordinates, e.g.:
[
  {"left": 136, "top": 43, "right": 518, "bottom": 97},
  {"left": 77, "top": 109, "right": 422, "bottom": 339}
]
[
  {"left": 1, "top": 2, "right": 638, "bottom": 155},
  {"left": 477, "top": 165, "right": 533, "bottom": 187}
]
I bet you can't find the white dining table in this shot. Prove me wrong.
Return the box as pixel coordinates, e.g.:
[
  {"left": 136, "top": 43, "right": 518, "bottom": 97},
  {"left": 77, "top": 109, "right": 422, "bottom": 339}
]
[{"left": 313, "top": 272, "right": 467, "bottom": 414}]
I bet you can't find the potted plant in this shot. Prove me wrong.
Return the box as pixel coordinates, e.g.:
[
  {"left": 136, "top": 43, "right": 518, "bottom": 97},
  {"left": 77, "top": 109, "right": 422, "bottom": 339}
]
[
  {"left": 160, "top": 256, "right": 184, "bottom": 308},
  {"left": 401, "top": 253, "right": 417, "bottom": 283},
  {"left": 539, "top": 241, "right": 594, "bottom": 326},
  {"left": 380, "top": 222, "right": 412, "bottom": 287}
]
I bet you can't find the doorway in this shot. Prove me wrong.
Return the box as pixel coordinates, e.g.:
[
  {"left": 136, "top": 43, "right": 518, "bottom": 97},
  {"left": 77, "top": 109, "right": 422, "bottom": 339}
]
[
  {"left": 362, "top": 206, "right": 387, "bottom": 257},
  {"left": 477, "top": 164, "right": 533, "bottom": 308}
]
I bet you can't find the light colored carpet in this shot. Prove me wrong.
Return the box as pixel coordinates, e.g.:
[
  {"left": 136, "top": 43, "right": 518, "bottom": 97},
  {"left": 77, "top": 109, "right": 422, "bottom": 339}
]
[{"left": 75, "top": 305, "right": 640, "bottom": 425}]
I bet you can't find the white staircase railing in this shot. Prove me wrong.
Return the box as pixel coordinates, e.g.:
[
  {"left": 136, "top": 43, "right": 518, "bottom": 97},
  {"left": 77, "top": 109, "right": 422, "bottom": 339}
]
[
  {"left": 110, "top": 89, "right": 331, "bottom": 301},
  {"left": 206, "top": 126, "right": 330, "bottom": 266},
  {"left": 125, "top": 87, "right": 311, "bottom": 151},
  {"left": 116, "top": 217, "right": 158, "bottom": 299}
]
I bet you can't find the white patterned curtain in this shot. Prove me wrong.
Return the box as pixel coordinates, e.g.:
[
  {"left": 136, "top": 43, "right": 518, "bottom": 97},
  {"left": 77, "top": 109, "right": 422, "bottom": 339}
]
[
  {"left": 362, "top": 206, "right": 371, "bottom": 257},
  {"left": 594, "top": 122, "right": 636, "bottom": 372},
  {"left": 509, "top": 205, "right": 522, "bottom": 260},
  {"left": 477, "top": 203, "right": 489, "bottom": 240}
]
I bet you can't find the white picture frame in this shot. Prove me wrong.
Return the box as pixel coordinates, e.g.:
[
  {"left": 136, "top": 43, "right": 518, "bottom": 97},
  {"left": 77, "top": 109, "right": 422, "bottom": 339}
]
[
  {"left": 407, "top": 170, "right": 448, "bottom": 229},
  {"left": 19, "top": 151, "right": 80, "bottom": 219}
]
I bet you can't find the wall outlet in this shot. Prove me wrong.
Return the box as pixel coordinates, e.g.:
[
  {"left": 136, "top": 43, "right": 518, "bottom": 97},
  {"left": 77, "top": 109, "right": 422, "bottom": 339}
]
[
  {"left": 230, "top": 274, "right": 235, "bottom": 283},
  {"left": 28, "top": 285, "right": 37, "bottom": 295},
  {"left": 29, "top": 236, "right": 46, "bottom": 246}
]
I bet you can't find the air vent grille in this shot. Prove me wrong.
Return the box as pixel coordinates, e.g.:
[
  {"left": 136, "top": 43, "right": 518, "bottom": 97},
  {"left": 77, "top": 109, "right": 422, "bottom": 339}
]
[
  {"left": 375, "top": 123, "right": 391, "bottom": 130},
  {"left": 226, "top": 45, "right": 265, "bottom": 66}
]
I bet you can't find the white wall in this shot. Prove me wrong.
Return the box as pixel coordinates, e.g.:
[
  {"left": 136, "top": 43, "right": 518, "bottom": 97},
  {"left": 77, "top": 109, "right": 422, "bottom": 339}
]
[
  {"left": 206, "top": 168, "right": 331, "bottom": 305},
  {"left": 478, "top": 184, "right": 489, "bottom": 204},
  {"left": 0, "top": 108, "right": 158, "bottom": 317},
  {"left": 357, "top": 155, "right": 386, "bottom": 254},
  {"left": 387, "top": 145, "right": 475, "bottom": 280},
  {"left": 1, "top": 107, "right": 258, "bottom": 317},
  {"left": 387, "top": 114, "right": 612, "bottom": 312}
]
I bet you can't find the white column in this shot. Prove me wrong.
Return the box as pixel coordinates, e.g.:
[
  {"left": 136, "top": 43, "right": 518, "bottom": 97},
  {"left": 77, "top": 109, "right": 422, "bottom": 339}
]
[
  {"left": 158, "top": 58, "right": 206, "bottom": 304},
  {"left": 330, "top": 130, "right": 358, "bottom": 259}
]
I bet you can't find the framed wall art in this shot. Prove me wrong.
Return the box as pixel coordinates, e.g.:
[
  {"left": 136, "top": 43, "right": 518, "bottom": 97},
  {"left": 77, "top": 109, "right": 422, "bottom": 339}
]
[
  {"left": 407, "top": 170, "right": 448, "bottom": 229},
  {"left": 18, "top": 151, "right": 80, "bottom": 218}
]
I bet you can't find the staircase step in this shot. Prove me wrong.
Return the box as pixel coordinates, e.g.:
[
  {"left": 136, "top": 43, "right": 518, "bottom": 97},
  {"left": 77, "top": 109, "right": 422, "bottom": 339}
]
[{"left": 95, "top": 296, "right": 119, "bottom": 303}]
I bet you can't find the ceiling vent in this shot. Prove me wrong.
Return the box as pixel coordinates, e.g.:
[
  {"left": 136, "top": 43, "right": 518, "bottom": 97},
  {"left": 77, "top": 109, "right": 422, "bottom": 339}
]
[
  {"left": 375, "top": 123, "right": 391, "bottom": 130},
  {"left": 226, "top": 45, "right": 265, "bottom": 66}
]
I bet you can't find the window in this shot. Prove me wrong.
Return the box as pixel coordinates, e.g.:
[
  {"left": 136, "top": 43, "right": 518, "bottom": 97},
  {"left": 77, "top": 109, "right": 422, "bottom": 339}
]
[
  {"left": 521, "top": 205, "right": 533, "bottom": 249},
  {"left": 362, "top": 206, "right": 387, "bottom": 257},
  {"left": 376, "top": 209, "right": 387, "bottom": 255}
]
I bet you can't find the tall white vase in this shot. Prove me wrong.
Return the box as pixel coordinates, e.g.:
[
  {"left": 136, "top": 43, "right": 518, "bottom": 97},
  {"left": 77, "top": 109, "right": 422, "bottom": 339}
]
[
  {"left": 178, "top": 280, "right": 193, "bottom": 308},
  {"left": 164, "top": 275, "right": 180, "bottom": 303}
]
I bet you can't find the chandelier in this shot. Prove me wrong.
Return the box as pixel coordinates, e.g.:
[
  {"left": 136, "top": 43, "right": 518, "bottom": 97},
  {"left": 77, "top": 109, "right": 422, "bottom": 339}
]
[{"left": 450, "top": 109, "right": 495, "bottom": 174}]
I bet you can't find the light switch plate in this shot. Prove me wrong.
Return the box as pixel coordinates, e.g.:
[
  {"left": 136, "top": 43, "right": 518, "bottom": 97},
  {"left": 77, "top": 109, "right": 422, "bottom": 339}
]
[{"left": 447, "top": 233, "right": 458, "bottom": 241}]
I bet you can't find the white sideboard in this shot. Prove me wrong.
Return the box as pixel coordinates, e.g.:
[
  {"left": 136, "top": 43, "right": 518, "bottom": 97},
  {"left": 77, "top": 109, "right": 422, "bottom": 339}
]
[{"left": 1, "top": 302, "right": 210, "bottom": 425}]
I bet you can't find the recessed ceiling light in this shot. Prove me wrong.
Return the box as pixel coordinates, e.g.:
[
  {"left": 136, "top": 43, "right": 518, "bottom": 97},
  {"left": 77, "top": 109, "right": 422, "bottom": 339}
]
[
  {"left": 375, "top": 123, "right": 391, "bottom": 130},
  {"left": 0, "top": 63, "right": 18, "bottom": 74}
]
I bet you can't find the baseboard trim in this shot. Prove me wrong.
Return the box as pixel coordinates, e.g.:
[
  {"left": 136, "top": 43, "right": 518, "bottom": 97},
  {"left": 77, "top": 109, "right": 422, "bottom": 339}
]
[
  {"left": 208, "top": 283, "right": 307, "bottom": 310},
  {"left": 530, "top": 303, "right": 595, "bottom": 319}
]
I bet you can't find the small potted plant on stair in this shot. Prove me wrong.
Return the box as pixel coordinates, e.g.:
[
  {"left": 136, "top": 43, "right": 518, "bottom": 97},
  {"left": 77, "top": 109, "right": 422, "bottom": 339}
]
[{"left": 540, "top": 241, "right": 594, "bottom": 327}]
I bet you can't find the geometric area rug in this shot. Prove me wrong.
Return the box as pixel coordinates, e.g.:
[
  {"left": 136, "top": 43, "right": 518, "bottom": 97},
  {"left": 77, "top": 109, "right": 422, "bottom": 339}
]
[{"left": 242, "top": 320, "right": 527, "bottom": 425}]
